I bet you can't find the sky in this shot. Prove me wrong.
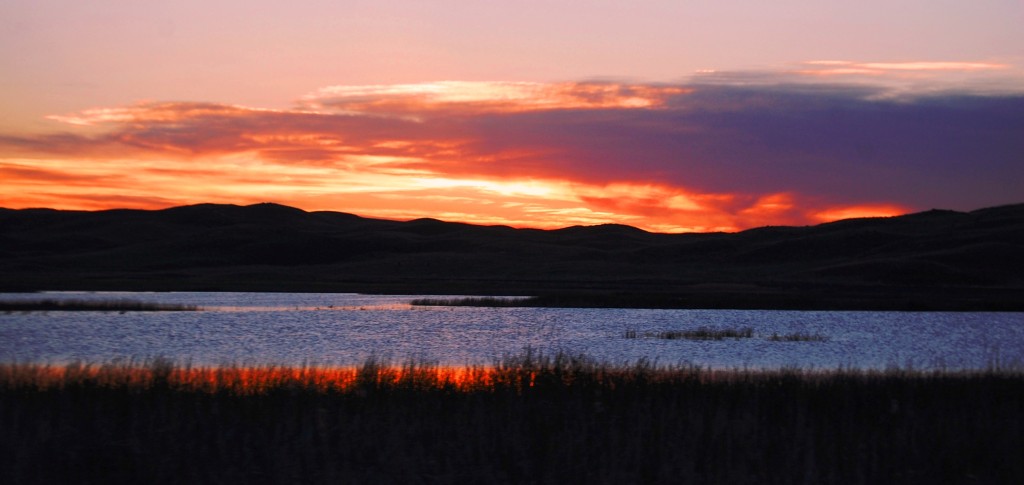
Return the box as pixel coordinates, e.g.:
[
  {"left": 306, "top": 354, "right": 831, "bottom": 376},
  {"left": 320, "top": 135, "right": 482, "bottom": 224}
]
[{"left": 2, "top": 1, "right": 1023, "bottom": 232}]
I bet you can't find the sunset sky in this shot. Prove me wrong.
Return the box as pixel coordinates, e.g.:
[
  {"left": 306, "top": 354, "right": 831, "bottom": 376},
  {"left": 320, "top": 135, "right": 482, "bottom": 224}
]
[{"left": 2, "top": 1, "right": 1023, "bottom": 232}]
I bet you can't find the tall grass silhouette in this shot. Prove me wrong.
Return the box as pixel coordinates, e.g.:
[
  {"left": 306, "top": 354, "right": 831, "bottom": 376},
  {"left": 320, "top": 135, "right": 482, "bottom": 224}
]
[{"left": 2, "top": 354, "right": 1021, "bottom": 483}]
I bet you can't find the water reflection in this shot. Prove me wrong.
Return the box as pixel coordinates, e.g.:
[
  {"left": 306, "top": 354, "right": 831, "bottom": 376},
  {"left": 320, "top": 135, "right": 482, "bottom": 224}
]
[{"left": 1, "top": 292, "right": 1022, "bottom": 370}]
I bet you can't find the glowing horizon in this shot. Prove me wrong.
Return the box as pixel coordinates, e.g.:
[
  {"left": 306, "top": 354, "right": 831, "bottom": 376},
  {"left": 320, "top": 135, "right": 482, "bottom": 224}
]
[
  {"left": 3, "top": 68, "right": 1022, "bottom": 232},
  {"left": 1, "top": 154, "right": 911, "bottom": 233},
  {"left": 0, "top": 78, "right": 905, "bottom": 232},
  {"left": 4, "top": 1, "right": 1022, "bottom": 232}
]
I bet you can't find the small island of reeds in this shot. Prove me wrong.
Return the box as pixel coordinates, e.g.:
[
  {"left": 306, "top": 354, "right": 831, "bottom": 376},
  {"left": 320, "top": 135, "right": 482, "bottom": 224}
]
[
  {"left": 2, "top": 354, "right": 1021, "bottom": 484},
  {"left": 623, "top": 328, "right": 829, "bottom": 342},
  {"left": 0, "top": 299, "right": 198, "bottom": 312},
  {"left": 768, "top": 331, "right": 829, "bottom": 342},
  {"left": 624, "top": 327, "right": 754, "bottom": 340}
]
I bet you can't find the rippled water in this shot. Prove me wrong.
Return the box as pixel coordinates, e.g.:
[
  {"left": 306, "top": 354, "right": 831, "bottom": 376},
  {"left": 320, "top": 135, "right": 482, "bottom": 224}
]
[{"left": 2, "top": 292, "right": 1023, "bottom": 369}]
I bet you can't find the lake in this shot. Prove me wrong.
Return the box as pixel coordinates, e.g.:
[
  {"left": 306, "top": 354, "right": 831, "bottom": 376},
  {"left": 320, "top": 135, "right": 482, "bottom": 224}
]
[{"left": 2, "top": 291, "right": 1023, "bottom": 369}]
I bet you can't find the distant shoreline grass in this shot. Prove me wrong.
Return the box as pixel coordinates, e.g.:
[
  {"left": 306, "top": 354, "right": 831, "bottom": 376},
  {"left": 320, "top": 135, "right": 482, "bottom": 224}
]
[
  {"left": 2, "top": 355, "right": 1022, "bottom": 483},
  {"left": 0, "top": 299, "right": 198, "bottom": 312},
  {"left": 768, "top": 331, "right": 830, "bottom": 342},
  {"left": 409, "top": 296, "right": 532, "bottom": 307},
  {"left": 405, "top": 291, "right": 1024, "bottom": 311},
  {"left": 410, "top": 294, "right": 701, "bottom": 309},
  {"left": 624, "top": 327, "right": 755, "bottom": 340},
  {"left": 624, "top": 328, "right": 829, "bottom": 342}
]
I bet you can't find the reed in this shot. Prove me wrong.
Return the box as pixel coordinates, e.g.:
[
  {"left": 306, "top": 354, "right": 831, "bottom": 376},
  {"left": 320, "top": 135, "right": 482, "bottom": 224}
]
[
  {"left": 0, "top": 299, "right": 198, "bottom": 312},
  {"left": 409, "top": 296, "right": 532, "bottom": 307},
  {"left": 625, "top": 326, "right": 754, "bottom": 340},
  {"left": 768, "top": 332, "right": 829, "bottom": 342},
  {"left": 2, "top": 355, "right": 1021, "bottom": 484}
]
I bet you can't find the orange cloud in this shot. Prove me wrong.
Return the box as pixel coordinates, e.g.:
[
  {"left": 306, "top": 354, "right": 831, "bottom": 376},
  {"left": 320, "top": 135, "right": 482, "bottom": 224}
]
[
  {"left": 795, "top": 60, "right": 1011, "bottom": 82},
  {"left": 45, "top": 102, "right": 262, "bottom": 127},
  {"left": 300, "top": 81, "right": 689, "bottom": 117},
  {"left": 803, "top": 60, "right": 1008, "bottom": 72},
  {"left": 6, "top": 75, "right": 1021, "bottom": 232}
]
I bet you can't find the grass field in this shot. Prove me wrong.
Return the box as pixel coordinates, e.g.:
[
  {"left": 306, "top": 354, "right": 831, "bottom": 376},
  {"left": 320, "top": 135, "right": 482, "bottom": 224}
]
[{"left": 2, "top": 354, "right": 1022, "bottom": 484}]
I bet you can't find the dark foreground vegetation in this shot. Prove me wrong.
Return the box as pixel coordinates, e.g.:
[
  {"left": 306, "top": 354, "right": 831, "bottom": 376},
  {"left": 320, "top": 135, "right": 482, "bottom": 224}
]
[
  {"left": 2, "top": 202, "right": 1023, "bottom": 310},
  {"left": 2, "top": 355, "right": 1022, "bottom": 484},
  {"left": 0, "top": 299, "right": 198, "bottom": 312}
]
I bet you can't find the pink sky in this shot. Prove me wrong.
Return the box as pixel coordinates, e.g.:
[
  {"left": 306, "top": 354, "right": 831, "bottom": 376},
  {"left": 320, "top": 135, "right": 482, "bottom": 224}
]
[{"left": 2, "top": 1, "right": 1023, "bottom": 231}]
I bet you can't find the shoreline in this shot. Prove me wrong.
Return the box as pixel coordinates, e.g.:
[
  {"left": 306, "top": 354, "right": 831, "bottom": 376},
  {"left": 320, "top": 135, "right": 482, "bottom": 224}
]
[{"left": 4, "top": 285, "right": 1024, "bottom": 311}]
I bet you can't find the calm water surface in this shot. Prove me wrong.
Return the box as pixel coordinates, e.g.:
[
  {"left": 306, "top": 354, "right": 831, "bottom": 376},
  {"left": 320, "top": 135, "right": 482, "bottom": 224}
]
[{"left": 2, "top": 292, "right": 1023, "bottom": 369}]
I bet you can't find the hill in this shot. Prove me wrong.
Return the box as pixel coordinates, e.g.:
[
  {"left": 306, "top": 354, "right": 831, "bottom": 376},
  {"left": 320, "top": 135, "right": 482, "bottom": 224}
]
[{"left": 2, "top": 202, "right": 1023, "bottom": 310}]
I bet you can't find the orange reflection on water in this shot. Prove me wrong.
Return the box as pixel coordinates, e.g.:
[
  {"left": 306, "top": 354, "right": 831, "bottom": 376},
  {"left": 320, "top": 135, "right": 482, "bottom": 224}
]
[
  {"left": 0, "top": 363, "right": 528, "bottom": 394},
  {"left": 0, "top": 363, "right": 897, "bottom": 394}
]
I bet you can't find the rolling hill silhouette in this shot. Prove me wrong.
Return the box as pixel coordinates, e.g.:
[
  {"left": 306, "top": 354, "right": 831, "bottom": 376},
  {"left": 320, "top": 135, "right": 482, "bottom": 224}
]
[{"left": 2, "top": 202, "right": 1022, "bottom": 310}]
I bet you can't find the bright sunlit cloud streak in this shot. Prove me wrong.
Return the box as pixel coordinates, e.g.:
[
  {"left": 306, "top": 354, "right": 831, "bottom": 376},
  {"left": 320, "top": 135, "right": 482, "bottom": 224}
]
[
  {"left": 301, "top": 81, "right": 689, "bottom": 117},
  {"left": 2, "top": 67, "right": 1022, "bottom": 232},
  {"left": 802, "top": 60, "right": 1009, "bottom": 72}
]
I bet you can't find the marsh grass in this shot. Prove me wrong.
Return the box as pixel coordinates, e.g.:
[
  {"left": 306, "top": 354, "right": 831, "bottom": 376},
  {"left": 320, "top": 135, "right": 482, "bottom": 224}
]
[
  {"left": 768, "top": 332, "right": 829, "bottom": 342},
  {"left": 409, "top": 296, "right": 532, "bottom": 307},
  {"left": 2, "top": 354, "right": 1022, "bottom": 484},
  {"left": 409, "top": 294, "right": 689, "bottom": 309},
  {"left": 625, "top": 328, "right": 829, "bottom": 342},
  {"left": 625, "top": 327, "right": 754, "bottom": 340},
  {"left": 0, "top": 299, "right": 198, "bottom": 312}
]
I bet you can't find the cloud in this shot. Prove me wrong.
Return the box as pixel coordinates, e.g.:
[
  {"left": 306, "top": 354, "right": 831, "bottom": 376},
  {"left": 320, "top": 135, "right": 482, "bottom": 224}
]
[
  {"left": 299, "top": 81, "right": 689, "bottom": 117},
  {"left": 691, "top": 60, "right": 1022, "bottom": 99},
  {"left": 800, "top": 60, "right": 1009, "bottom": 74},
  {"left": 3, "top": 64, "right": 1022, "bottom": 231}
]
